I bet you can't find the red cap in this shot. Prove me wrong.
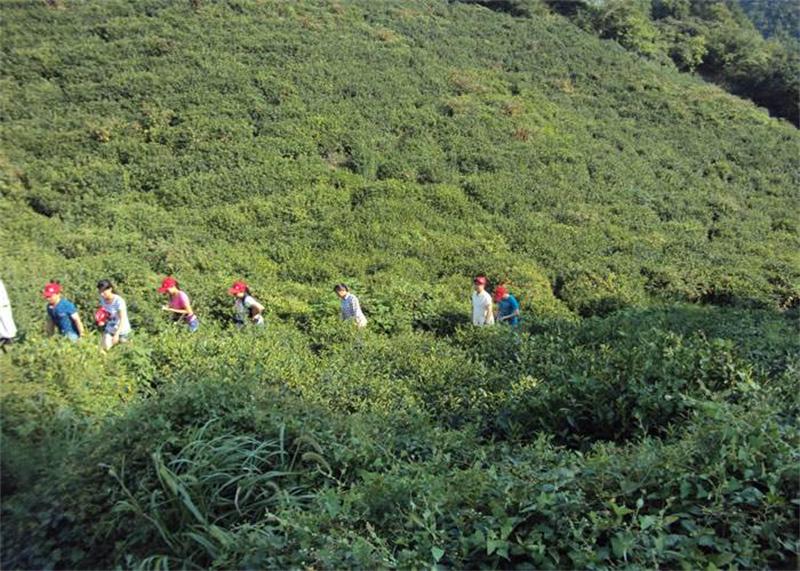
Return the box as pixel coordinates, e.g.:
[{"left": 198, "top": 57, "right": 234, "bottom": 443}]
[
  {"left": 158, "top": 277, "right": 177, "bottom": 293},
  {"left": 493, "top": 286, "right": 507, "bottom": 301},
  {"left": 95, "top": 306, "right": 110, "bottom": 326},
  {"left": 474, "top": 276, "right": 487, "bottom": 285},
  {"left": 228, "top": 281, "right": 247, "bottom": 295},
  {"left": 42, "top": 282, "right": 62, "bottom": 297}
]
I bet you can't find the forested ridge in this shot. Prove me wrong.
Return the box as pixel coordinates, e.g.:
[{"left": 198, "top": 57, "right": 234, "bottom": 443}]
[
  {"left": 474, "top": 0, "right": 800, "bottom": 125},
  {"left": 738, "top": 0, "right": 799, "bottom": 39},
  {"left": 1, "top": 0, "right": 798, "bottom": 569}
]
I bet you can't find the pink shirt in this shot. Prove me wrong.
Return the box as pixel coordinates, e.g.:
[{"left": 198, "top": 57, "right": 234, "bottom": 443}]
[{"left": 169, "top": 291, "right": 195, "bottom": 322}]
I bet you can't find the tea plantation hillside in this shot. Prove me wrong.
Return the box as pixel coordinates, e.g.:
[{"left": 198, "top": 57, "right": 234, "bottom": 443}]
[{"left": 1, "top": 0, "right": 798, "bottom": 569}]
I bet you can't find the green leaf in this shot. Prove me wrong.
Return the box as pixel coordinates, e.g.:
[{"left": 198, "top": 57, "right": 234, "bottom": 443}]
[
  {"left": 611, "top": 532, "right": 635, "bottom": 560},
  {"left": 431, "top": 546, "right": 444, "bottom": 562},
  {"left": 639, "top": 515, "right": 657, "bottom": 530}
]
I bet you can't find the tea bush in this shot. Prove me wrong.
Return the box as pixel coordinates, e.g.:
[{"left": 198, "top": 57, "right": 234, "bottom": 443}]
[{"left": 2, "top": 357, "right": 796, "bottom": 569}]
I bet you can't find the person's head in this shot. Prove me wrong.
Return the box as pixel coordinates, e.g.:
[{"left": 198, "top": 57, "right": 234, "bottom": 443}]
[
  {"left": 42, "top": 281, "right": 62, "bottom": 305},
  {"left": 334, "top": 284, "right": 349, "bottom": 300},
  {"left": 473, "top": 275, "right": 487, "bottom": 293},
  {"left": 97, "top": 279, "right": 115, "bottom": 301},
  {"left": 228, "top": 280, "right": 249, "bottom": 299},
  {"left": 158, "top": 276, "right": 179, "bottom": 296},
  {"left": 493, "top": 285, "right": 508, "bottom": 302}
]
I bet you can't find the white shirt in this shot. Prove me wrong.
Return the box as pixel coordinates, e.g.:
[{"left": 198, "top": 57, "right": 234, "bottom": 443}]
[
  {"left": 99, "top": 294, "right": 131, "bottom": 336},
  {"left": 235, "top": 295, "right": 264, "bottom": 326},
  {"left": 471, "top": 290, "right": 494, "bottom": 326},
  {"left": 0, "top": 279, "right": 17, "bottom": 340},
  {"left": 341, "top": 293, "right": 367, "bottom": 328}
]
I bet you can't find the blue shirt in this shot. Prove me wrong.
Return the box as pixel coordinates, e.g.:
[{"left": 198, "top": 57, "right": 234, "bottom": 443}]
[
  {"left": 47, "top": 299, "right": 79, "bottom": 336},
  {"left": 497, "top": 294, "right": 520, "bottom": 326}
]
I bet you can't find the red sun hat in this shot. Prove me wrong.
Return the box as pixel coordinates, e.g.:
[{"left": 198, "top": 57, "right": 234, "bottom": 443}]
[
  {"left": 157, "top": 277, "right": 178, "bottom": 293},
  {"left": 474, "top": 276, "right": 487, "bottom": 285},
  {"left": 493, "top": 285, "right": 508, "bottom": 301},
  {"left": 228, "top": 281, "right": 247, "bottom": 295},
  {"left": 42, "top": 282, "right": 62, "bottom": 297},
  {"left": 94, "top": 306, "right": 111, "bottom": 327}
]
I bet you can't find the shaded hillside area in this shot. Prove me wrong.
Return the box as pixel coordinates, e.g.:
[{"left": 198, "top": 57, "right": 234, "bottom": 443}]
[
  {"left": 738, "top": 0, "right": 800, "bottom": 39},
  {"left": 472, "top": 0, "right": 800, "bottom": 125}
]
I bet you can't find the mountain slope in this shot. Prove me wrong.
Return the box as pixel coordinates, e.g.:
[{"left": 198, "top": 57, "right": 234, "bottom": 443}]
[
  {"left": 1, "top": 1, "right": 798, "bottom": 569},
  {"left": 1, "top": 0, "right": 798, "bottom": 327}
]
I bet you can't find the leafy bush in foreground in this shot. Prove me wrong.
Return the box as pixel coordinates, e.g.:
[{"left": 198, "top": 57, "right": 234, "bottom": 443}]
[
  {"left": 2, "top": 367, "right": 796, "bottom": 569},
  {"left": 1, "top": 306, "right": 797, "bottom": 569}
]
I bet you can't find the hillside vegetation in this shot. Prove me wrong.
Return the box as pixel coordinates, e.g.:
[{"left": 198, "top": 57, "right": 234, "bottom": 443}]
[
  {"left": 518, "top": 0, "right": 800, "bottom": 125},
  {"left": 738, "top": 0, "right": 800, "bottom": 39},
  {"left": 1, "top": 0, "right": 798, "bottom": 569}
]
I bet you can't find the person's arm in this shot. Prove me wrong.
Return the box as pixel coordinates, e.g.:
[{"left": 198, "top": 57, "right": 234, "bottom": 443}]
[
  {"left": 163, "top": 306, "right": 187, "bottom": 314},
  {"left": 248, "top": 299, "right": 264, "bottom": 321},
  {"left": 113, "top": 304, "right": 127, "bottom": 337},
  {"left": 351, "top": 296, "right": 363, "bottom": 318},
  {"left": 45, "top": 315, "right": 55, "bottom": 336},
  {"left": 351, "top": 296, "right": 368, "bottom": 326},
  {"left": 499, "top": 308, "right": 520, "bottom": 322},
  {"left": 162, "top": 305, "right": 190, "bottom": 315},
  {"left": 71, "top": 313, "right": 85, "bottom": 337},
  {"left": 163, "top": 294, "right": 193, "bottom": 315},
  {"left": 483, "top": 296, "right": 492, "bottom": 323},
  {"left": 499, "top": 306, "right": 520, "bottom": 322}
]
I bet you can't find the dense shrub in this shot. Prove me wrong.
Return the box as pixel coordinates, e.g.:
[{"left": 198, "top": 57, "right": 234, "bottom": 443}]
[
  {"left": 538, "top": 0, "right": 800, "bottom": 125},
  {"left": 2, "top": 350, "right": 797, "bottom": 569}
]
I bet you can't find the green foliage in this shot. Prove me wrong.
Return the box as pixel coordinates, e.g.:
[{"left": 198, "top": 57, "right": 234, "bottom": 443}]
[
  {"left": 577, "top": 0, "right": 666, "bottom": 58},
  {"left": 2, "top": 306, "right": 798, "bottom": 569},
  {"left": 540, "top": 0, "right": 800, "bottom": 124},
  {"left": 0, "top": 0, "right": 798, "bottom": 569},
  {"left": 0, "top": 334, "right": 795, "bottom": 569},
  {"left": 737, "top": 0, "right": 800, "bottom": 40}
]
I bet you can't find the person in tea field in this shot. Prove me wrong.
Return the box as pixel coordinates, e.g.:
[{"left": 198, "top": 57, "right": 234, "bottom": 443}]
[
  {"left": 494, "top": 285, "right": 520, "bottom": 327},
  {"left": 228, "top": 281, "right": 265, "bottom": 327},
  {"left": 334, "top": 284, "right": 367, "bottom": 328},
  {"left": 158, "top": 277, "right": 199, "bottom": 332},
  {"left": 43, "top": 281, "right": 84, "bottom": 341},
  {"left": 471, "top": 275, "right": 495, "bottom": 326},
  {"left": 96, "top": 279, "right": 132, "bottom": 350},
  {"left": 0, "top": 279, "right": 18, "bottom": 350}
]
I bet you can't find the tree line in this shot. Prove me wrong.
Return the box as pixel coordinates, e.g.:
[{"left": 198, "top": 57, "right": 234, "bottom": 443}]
[{"left": 461, "top": 0, "right": 800, "bottom": 126}]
